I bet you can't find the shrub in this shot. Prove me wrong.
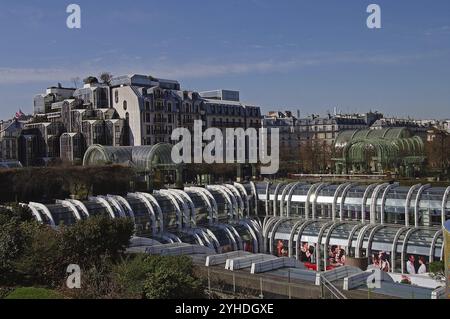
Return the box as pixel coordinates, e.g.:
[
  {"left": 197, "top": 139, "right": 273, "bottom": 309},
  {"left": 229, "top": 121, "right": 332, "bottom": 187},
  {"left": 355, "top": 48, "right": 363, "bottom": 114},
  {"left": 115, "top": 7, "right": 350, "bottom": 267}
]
[
  {"left": 113, "top": 254, "right": 154, "bottom": 298},
  {"left": 2, "top": 212, "right": 134, "bottom": 290},
  {"left": 59, "top": 216, "right": 134, "bottom": 268},
  {"left": 64, "top": 256, "right": 121, "bottom": 299},
  {"left": 113, "top": 255, "right": 205, "bottom": 299},
  {"left": 13, "top": 223, "right": 65, "bottom": 287},
  {"left": 142, "top": 255, "right": 205, "bottom": 299},
  {"left": 0, "top": 208, "right": 39, "bottom": 285}
]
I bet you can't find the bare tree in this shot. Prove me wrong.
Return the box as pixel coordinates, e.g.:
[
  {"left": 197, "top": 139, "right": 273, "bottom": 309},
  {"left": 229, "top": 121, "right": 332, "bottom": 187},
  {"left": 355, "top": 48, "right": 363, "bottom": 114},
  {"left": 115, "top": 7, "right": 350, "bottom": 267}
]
[
  {"left": 99, "top": 72, "right": 113, "bottom": 85},
  {"left": 71, "top": 77, "right": 81, "bottom": 88}
]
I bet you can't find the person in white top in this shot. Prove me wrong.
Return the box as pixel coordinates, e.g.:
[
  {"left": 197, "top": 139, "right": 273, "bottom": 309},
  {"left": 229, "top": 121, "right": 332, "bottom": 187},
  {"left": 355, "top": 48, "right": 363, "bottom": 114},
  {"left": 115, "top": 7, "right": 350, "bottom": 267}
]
[
  {"left": 417, "top": 256, "right": 427, "bottom": 274},
  {"left": 406, "top": 255, "right": 416, "bottom": 274}
]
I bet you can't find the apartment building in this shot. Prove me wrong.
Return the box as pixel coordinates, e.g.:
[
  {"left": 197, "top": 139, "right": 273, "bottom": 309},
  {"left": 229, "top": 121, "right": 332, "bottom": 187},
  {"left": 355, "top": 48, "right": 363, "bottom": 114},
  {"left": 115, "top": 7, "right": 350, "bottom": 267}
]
[
  {"left": 110, "top": 75, "right": 261, "bottom": 147},
  {"left": 262, "top": 111, "right": 378, "bottom": 148}
]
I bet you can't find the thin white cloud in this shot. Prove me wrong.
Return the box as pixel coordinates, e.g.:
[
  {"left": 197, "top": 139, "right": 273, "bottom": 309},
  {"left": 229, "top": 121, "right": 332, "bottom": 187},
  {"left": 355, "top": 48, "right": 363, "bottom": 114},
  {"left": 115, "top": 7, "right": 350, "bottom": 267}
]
[{"left": 0, "top": 50, "right": 447, "bottom": 85}]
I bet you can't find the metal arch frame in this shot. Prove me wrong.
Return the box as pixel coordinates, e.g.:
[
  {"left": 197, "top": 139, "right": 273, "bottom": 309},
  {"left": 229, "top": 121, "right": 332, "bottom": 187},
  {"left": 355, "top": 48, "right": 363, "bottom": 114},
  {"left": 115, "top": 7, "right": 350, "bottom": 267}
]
[
  {"left": 100, "top": 196, "right": 126, "bottom": 218},
  {"left": 401, "top": 228, "right": 421, "bottom": 274},
  {"left": 332, "top": 183, "right": 350, "bottom": 221},
  {"left": 181, "top": 228, "right": 205, "bottom": 247},
  {"left": 167, "top": 189, "right": 192, "bottom": 228},
  {"left": 279, "top": 183, "right": 295, "bottom": 218},
  {"left": 171, "top": 189, "right": 196, "bottom": 227},
  {"left": 442, "top": 186, "right": 450, "bottom": 227},
  {"left": 370, "top": 183, "right": 389, "bottom": 224},
  {"left": 90, "top": 196, "right": 116, "bottom": 219},
  {"left": 263, "top": 215, "right": 279, "bottom": 236},
  {"left": 286, "top": 182, "right": 306, "bottom": 218},
  {"left": 265, "top": 182, "right": 271, "bottom": 217},
  {"left": 227, "top": 224, "right": 244, "bottom": 250},
  {"left": 323, "top": 222, "right": 347, "bottom": 269},
  {"left": 112, "top": 195, "right": 135, "bottom": 221},
  {"left": 269, "top": 217, "right": 290, "bottom": 255},
  {"left": 160, "top": 232, "right": 182, "bottom": 244},
  {"left": 312, "top": 183, "right": 329, "bottom": 220},
  {"left": 222, "top": 186, "right": 240, "bottom": 221},
  {"left": 390, "top": 226, "right": 410, "bottom": 272},
  {"left": 414, "top": 184, "right": 431, "bottom": 227},
  {"left": 346, "top": 223, "right": 366, "bottom": 256},
  {"left": 204, "top": 228, "right": 221, "bottom": 253},
  {"left": 234, "top": 182, "right": 250, "bottom": 217},
  {"left": 192, "top": 228, "right": 216, "bottom": 251},
  {"left": 315, "top": 221, "right": 335, "bottom": 272},
  {"left": 272, "top": 183, "right": 285, "bottom": 217},
  {"left": 197, "top": 187, "right": 219, "bottom": 218},
  {"left": 137, "top": 192, "right": 164, "bottom": 233},
  {"left": 245, "top": 218, "right": 264, "bottom": 252},
  {"left": 366, "top": 225, "right": 387, "bottom": 259},
  {"left": 305, "top": 183, "right": 321, "bottom": 220},
  {"left": 128, "top": 193, "right": 158, "bottom": 235},
  {"left": 361, "top": 183, "right": 379, "bottom": 224},
  {"left": 29, "top": 202, "right": 56, "bottom": 227},
  {"left": 56, "top": 200, "right": 82, "bottom": 221},
  {"left": 185, "top": 187, "right": 219, "bottom": 222},
  {"left": 249, "top": 181, "right": 259, "bottom": 217},
  {"left": 288, "top": 220, "right": 306, "bottom": 257},
  {"left": 239, "top": 220, "right": 260, "bottom": 253},
  {"left": 226, "top": 184, "right": 245, "bottom": 219},
  {"left": 217, "top": 224, "right": 240, "bottom": 251},
  {"left": 185, "top": 187, "right": 214, "bottom": 225},
  {"left": 339, "top": 183, "right": 357, "bottom": 221},
  {"left": 379, "top": 183, "right": 400, "bottom": 225},
  {"left": 294, "top": 220, "right": 316, "bottom": 260},
  {"left": 158, "top": 190, "right": 184, "bottom": 230},
  {"left": 27, "top": 203, "right": 43, "bottom": 223},
  {"left": 355, "top": 224, "right": 376, "bottom": 258},
  {"left": 429, "top": 229, "right": 443, "bottom": 263},
  {"left": 207, "top": 185, "right": 235, "bottom": 222},
  {"left": 218, "top": 185, "right": 239, "bottom": 221},
  {"left": 67, "top": 199, "right": 90, "bottom": 218},
  {"left": 405, "top": 184, "right": 422, "bottom": 227},
  {"left": 263, "top": 216, "right": 282, "bottom": 253}
]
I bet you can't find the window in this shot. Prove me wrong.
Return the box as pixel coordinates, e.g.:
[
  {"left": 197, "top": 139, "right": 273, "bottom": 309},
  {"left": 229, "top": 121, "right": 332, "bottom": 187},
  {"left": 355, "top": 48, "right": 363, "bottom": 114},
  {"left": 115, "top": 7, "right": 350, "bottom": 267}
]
[
  {"left": 115, "top": 91, "right": 119, "bottom": 104},
  {"left": 168, "top": 103, "right": 172, "bottom": 112},
  {"left": 123, "top": 100, "right": 128, "bottom": 111},
  {"left": 145, "top": 101, "right": 150, "bottom": 111}
]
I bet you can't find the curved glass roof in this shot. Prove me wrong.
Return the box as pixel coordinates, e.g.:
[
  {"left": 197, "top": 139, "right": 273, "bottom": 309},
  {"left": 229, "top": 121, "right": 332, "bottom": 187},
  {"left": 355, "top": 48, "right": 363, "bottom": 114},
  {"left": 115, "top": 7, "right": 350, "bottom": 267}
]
[{"left": 82, "top": 143, "right": 178, "bottom": 170}]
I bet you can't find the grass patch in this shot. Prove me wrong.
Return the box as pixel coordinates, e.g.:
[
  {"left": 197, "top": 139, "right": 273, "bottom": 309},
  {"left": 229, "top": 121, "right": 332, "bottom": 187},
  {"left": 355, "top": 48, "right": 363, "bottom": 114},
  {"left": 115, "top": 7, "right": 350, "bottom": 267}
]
[{"left": 5, "top": 287, "right": 64, "bottom": 299}]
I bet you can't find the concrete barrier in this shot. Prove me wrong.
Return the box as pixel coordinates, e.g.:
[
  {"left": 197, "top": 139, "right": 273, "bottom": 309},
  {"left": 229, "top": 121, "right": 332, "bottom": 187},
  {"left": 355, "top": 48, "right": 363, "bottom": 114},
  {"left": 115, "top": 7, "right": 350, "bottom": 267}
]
[
  {"left": 160, "top": 245, "right": 216, "bottom": 256},
  {"left": 227, "top": 254, "right": 278, "bottom": 271},
  {"left": 343, "top": 270, "right": 373, "bottom": 290},
  {"left": 205, "top": 251, "right": 252, "bottom": 267},
  {"left": 251, "top": 257, "right": 304, "bottom": 274},
  {"left": 316, "top": 266, "right": 362, "bottom": 286},
  {"left": 431, "top": 286, "right": 446, "bottom": 299}
]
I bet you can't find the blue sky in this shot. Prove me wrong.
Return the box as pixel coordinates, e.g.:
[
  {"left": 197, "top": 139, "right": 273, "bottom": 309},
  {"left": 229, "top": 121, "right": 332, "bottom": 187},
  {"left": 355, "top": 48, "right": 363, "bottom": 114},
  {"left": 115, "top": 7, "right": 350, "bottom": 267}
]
[{"left": 0, "top": 0, "right": 449, "bottom": 119}]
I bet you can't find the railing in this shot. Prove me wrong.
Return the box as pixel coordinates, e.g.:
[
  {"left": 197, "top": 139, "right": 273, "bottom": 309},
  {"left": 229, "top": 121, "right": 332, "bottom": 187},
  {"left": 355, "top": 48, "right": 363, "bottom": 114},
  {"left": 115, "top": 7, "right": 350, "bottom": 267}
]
[{"left": 320, "top": 275, "right": 347, "bottom": 299}]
